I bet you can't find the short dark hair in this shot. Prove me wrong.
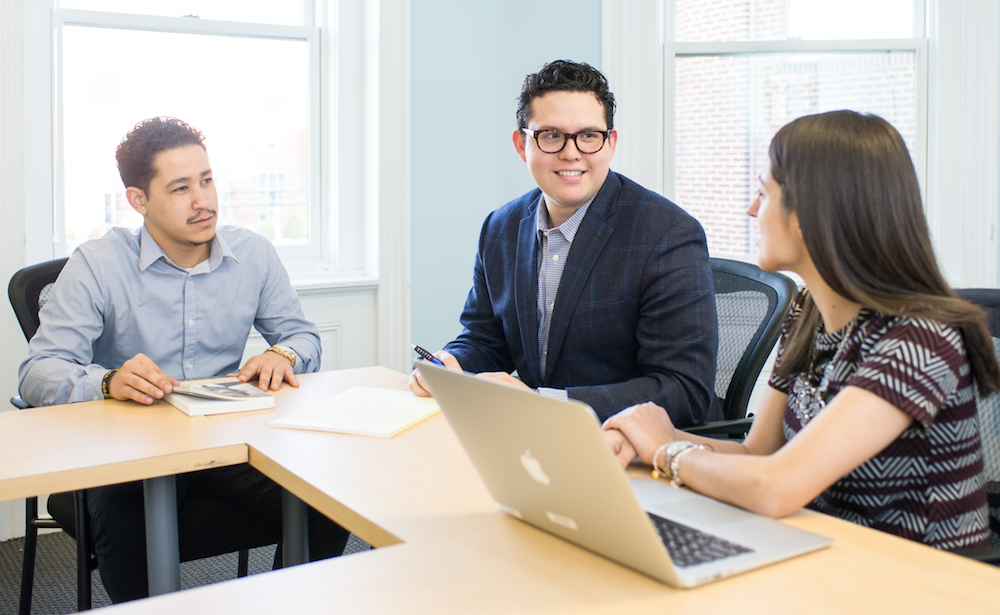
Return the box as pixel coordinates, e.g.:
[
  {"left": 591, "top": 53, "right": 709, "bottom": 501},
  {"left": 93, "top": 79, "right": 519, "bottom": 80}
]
[
  {"left": 115, "top": 117, "right": 206, "bottom": 194},
  {"left": 516, "top": 60, "right": 616, "bottom": 130}
]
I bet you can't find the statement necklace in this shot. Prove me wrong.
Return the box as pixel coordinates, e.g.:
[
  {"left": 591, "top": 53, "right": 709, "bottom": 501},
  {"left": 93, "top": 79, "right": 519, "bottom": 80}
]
[{"left": 789, "top": 313, "right": 862, "bottom": 427}]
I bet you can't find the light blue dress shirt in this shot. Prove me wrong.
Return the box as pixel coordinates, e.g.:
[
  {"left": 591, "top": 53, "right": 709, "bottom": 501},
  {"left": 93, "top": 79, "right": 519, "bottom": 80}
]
[
  {"left": 535, "top": 196, "right": 594, "bottom": 400},
  {"left": 18, "top": 225, "right": 321, "bottom": 406}
]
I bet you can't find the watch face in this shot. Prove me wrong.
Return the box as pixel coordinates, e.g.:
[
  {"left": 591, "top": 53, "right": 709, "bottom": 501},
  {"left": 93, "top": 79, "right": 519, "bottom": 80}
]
[{"left": 666, "top": 441, "right": 693, "bottom": 456}]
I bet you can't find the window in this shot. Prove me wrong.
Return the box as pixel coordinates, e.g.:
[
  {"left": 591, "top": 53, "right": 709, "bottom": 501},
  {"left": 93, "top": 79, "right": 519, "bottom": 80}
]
[
  {"left": 51, "top": 1, "right": 330, "bottom": 270},
  {"left": 666, "top": 0, "right": 925, "bottom": 258}
]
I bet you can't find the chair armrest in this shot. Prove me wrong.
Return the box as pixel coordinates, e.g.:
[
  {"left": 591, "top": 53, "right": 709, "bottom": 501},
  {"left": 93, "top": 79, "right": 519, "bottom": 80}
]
[
  {"left": 949, "top": 546, "right": 1000, "bottom": 566},
  {"left": 9, "top": 395, "right": 30, "bottom": 410},
  {"left": 682, "top": 416, "right": 754, "bottom": 438}
]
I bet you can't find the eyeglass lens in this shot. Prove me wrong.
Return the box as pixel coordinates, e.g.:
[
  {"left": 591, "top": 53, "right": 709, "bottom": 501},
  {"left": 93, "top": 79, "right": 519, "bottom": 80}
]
[{"left": 535, "top": 130, "right": 605, "bottom": 154}]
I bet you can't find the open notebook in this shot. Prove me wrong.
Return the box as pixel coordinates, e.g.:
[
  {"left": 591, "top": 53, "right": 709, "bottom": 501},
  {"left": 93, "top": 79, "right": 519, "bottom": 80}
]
[{"left": 270, "top": 387, "right": 440, "bottom": 438}]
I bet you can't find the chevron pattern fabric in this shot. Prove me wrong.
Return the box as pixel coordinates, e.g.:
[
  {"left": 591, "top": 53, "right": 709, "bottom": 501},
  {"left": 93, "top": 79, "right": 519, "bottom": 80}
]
[{"left": 771, "top": 291, "right": 990, "bottom": 549}]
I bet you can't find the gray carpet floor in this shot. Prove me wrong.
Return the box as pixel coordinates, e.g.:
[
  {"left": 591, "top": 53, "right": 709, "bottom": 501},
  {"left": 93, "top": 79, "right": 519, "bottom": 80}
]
[{"left": 0, "top": 531, "right": 371, "bottom": 614}]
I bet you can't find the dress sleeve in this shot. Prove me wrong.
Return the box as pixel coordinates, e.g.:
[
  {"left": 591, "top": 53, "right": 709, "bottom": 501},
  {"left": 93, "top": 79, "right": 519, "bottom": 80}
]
[{"left": 847, "top": 318, "right": 966, "bottom": 428}]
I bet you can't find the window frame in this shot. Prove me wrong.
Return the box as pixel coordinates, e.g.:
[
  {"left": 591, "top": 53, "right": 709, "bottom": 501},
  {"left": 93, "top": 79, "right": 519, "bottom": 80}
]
[
  {"left": 605, "top": 0, "right": 1000, "bottom": 287},
  {"left": 27, "top": 2, "right": 380, "bottom": 280},
  {"left": 670, "top": 39, "right": 927, "bottom": 261},
  {"left": 18, "top": 0, "right": 412, "bottom": 370},
  {"left": 607, "top": 0, "right": 928, "bottom": 263}
]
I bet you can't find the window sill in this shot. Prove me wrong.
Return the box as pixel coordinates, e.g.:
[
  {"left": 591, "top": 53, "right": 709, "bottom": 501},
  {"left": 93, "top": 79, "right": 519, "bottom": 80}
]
[{"left": 289, "top": 273, "right": 379, "bottom": 294}]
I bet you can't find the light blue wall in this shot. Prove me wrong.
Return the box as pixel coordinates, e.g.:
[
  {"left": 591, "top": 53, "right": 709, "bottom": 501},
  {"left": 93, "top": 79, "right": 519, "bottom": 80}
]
[{"left": 410, "top": 0, "right": 602, "bottom": 355}]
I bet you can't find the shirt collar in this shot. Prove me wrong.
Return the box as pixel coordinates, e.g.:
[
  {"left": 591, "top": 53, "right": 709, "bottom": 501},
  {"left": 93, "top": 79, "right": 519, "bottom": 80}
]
[
  {"left": 535, "top": 195, "right": 595, "bottom": 243},
  {"left": 138, "top": 224, "right": 238, "bottom": 273}
]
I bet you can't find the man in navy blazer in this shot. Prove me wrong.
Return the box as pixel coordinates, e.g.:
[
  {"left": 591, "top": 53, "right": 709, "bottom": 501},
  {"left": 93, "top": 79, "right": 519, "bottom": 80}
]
[{"left": 411, "top": 60, "right": 720, "bottom": 426}]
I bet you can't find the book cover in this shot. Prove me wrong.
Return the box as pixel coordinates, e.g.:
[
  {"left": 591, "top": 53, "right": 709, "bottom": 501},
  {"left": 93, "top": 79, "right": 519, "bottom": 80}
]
[
  {"left": 270, "top": 387, "right": 440, "bottom": 438},
  {"left": 164, "top": 377, "right": 275, "bottom": 416}
]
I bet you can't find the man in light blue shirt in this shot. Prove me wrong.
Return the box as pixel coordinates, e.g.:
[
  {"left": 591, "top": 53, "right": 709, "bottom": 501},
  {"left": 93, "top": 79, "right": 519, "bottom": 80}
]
[
  {"left": 18, "top": 223, "right": 320, "bottom": 406},
  {"left": 18, "top": 117, "right": 347, "bottom": 603}
]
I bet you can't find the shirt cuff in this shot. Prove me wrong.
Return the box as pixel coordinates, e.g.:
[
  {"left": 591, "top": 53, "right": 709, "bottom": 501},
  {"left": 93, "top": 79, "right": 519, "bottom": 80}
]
[{"left": 536, "top": 387, "right": 568, "bottom": 401}]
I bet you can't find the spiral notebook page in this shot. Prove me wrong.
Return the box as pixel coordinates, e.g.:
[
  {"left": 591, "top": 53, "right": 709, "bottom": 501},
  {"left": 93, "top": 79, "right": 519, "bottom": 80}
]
[{"left": 269, "top": 387, "right": 440, "bottom": 438}]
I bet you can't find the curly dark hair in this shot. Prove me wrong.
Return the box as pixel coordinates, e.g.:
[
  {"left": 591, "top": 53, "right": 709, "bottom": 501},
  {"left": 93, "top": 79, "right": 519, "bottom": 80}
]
[
  {"left": 115, "top": 117, "right": 206, "bottom": 193},
  {"left": 516, "top": 60, "right": 616, "bottom": 130}
]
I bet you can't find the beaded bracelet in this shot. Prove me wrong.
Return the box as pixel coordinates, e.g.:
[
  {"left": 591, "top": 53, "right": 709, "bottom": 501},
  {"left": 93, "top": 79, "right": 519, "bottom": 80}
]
[{"left": 669, "top": 444, "right": 711, "bottom": 487}]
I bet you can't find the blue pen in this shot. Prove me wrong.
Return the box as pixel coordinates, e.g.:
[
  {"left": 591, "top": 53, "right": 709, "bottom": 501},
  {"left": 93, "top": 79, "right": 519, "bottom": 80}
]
[{"left": 411, "top": 343, "right": 445, "bottom": 366}]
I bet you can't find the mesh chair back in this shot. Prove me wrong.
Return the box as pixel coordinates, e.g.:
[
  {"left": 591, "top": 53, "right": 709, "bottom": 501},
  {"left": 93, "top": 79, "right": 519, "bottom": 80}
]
[
  {"left": 710, "top": 258, "right": 797, "bottom": 422},
  {"left": 957, "top": 288, "right": 1000, "bottom": 546},
  {"left": 8, "top": 258, "right": 69, "bottom": 341}
]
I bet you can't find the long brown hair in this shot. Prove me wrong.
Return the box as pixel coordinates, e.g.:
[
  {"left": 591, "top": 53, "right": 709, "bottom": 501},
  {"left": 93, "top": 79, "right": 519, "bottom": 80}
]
[{"left": 770, "top": 111, "right": 1000, "bottom": 395}]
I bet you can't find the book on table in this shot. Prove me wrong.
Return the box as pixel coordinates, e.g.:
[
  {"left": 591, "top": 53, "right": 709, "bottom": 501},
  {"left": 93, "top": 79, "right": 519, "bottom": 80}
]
[
  {"left": 270, "top": 387, "right": 440, "bottom": 437},
  {"left": 163, "top": 376, "right": 275, "bottom": 416}
]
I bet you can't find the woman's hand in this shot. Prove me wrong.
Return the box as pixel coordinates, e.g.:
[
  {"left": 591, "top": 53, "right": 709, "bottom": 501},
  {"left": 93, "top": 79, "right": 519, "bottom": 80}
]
[
  {"left": 602, "top": 428, "right": 637, "bottom": 469},
  {"left": 602, "top": 402, "right": 679, "bottom": 465}
]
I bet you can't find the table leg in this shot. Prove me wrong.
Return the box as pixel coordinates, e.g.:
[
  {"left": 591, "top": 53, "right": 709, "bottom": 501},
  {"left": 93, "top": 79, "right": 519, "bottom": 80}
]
[
  {"left": 281, "top": 489, "right": 309, "bottom": 567},
  {"left": 74, "top": 490, "right": 91, "bottom": 610},
  {"left": 143, "top": 476, "right": 180, "bottom": 595}
]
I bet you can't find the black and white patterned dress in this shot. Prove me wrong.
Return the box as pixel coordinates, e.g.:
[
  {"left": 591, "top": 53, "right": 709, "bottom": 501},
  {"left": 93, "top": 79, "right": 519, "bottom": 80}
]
[{"left": 770, "top": 290, "right": 990, "bottom": 549}]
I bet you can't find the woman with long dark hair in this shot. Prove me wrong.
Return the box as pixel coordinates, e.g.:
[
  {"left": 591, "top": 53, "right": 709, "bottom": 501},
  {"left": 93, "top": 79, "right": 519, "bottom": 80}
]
[{"left": 604, "top": 110, "right": 1000, "bottom": 548}]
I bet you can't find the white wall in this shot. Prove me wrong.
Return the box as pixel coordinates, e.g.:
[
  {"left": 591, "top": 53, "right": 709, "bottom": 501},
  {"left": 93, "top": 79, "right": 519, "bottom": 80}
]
[
  {"left": 1, "top": 0, "right": 33, "bottom": 543},
  {"left": 409, "top": 0, "right": 603, "bottom": 353}
]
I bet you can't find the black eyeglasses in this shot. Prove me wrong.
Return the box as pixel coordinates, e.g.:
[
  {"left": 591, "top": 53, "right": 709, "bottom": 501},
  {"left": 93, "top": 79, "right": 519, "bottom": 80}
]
[{"left": 521, "top": 128, "right": 610, "bottom": 154}]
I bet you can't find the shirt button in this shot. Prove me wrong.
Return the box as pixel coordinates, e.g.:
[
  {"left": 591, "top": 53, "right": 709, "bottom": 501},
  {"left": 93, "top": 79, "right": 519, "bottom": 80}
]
[
  {"left": 187, "top": 364, "right": 194, "bottom": 370},
  {"left": 550, "top": 303, "right": 555, "bottom": 310},
  {"left": 187, "top": 319, "right": 194, "bottom": 326},
  {"left": 552, "top": 255, "right": 559, "bottom": 262}
]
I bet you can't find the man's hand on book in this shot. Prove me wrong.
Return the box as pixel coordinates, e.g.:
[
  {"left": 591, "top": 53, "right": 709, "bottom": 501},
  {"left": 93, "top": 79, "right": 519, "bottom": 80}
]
[
  {"left": 234, "top": 351, "right": 298, "bottom": 392},
  {"left": 109, "top": 353, "right": 179, "bottom": 405}
]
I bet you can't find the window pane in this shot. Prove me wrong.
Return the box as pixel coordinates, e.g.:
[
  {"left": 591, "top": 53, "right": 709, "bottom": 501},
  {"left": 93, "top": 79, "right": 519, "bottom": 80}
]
[
  {"left": 676, "top": 0, "right": 915, "bottom": 42},
  {"left": 58, "top": 0, "right": 304, "bottom": 26},
  {"left": 61, "top": 25, "right": 310, "bottom": 255},
  {"left": 674, "top": 52, "right": 917, "bottom": 256}
]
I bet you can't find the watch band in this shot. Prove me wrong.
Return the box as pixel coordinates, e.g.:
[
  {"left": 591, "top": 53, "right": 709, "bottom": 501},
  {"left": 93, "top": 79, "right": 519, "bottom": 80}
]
[
  {"left": 102, "top": 368, "right": 119, "bottom": 400},
  {"left": 266, "top": 345, "right": 297, "bottom": 368},
  {"left": 662, "top": 441, "right": 712, "bottom": 487}
]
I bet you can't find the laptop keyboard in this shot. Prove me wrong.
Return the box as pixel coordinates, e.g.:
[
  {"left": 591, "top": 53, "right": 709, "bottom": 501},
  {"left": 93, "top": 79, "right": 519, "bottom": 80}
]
[{"left": 649, "top": 512, "right": 754, "bottom": 568}]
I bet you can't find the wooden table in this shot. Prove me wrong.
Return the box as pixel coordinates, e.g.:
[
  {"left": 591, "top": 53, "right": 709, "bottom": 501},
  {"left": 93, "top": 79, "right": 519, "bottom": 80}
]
[{"left": 4, "top": 367, "right": 1000, "bottom": 613}]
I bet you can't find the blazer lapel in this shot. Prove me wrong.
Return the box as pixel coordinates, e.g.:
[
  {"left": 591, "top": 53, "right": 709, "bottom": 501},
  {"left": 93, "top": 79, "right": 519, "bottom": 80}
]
[
  {"left": 543, "top": 174, "right": 620, "bottom": 381},
  {"left": 515, "top": 202, "right": 542, "bottom": 385}
]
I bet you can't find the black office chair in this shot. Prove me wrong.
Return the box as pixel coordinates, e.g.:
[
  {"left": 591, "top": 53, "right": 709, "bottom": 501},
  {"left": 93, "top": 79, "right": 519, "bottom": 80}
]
[
  {"left": 684, "top": 258, "right": 797, "bottom": 439},
  {"left": 951, "top": 288, "right": 1000, "bottom": 564},
  {"left": 10, "top": 258, "right": 280, "bottom": 614}
]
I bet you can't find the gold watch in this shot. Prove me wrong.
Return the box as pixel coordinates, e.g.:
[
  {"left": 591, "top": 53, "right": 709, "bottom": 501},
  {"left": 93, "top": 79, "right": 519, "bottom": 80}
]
[{"left": 266, "top": 345, "right": 297, "bottom": 368}]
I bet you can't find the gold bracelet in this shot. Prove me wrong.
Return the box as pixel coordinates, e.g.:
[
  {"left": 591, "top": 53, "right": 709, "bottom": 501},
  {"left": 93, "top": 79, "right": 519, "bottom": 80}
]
[
  {"left": 651, "top": 443, "right": 671, "bottom": 480},
  {"left": 265, "top": 345, "right": 296, "bottom": 368},
  {"left": 102, "top": 368, "right": 119, "bottom": 400}
]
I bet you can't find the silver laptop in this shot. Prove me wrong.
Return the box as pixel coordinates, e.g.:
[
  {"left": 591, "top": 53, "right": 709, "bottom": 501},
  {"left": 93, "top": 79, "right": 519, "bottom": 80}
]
[{"left": 417, "top": 362, "right": 832, "bottom": 588}]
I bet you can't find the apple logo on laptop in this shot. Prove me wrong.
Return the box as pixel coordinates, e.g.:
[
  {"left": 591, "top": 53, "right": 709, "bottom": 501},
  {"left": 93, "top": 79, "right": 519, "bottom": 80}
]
[{"left": 520, "top": 450, "right": 550, "bottom": 486}]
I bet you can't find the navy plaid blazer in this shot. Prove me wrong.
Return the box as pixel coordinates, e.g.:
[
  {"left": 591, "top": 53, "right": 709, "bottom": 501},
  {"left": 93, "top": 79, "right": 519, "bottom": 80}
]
[{"left": 444, "top": 172, "right": 720, "bottom": 425}]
